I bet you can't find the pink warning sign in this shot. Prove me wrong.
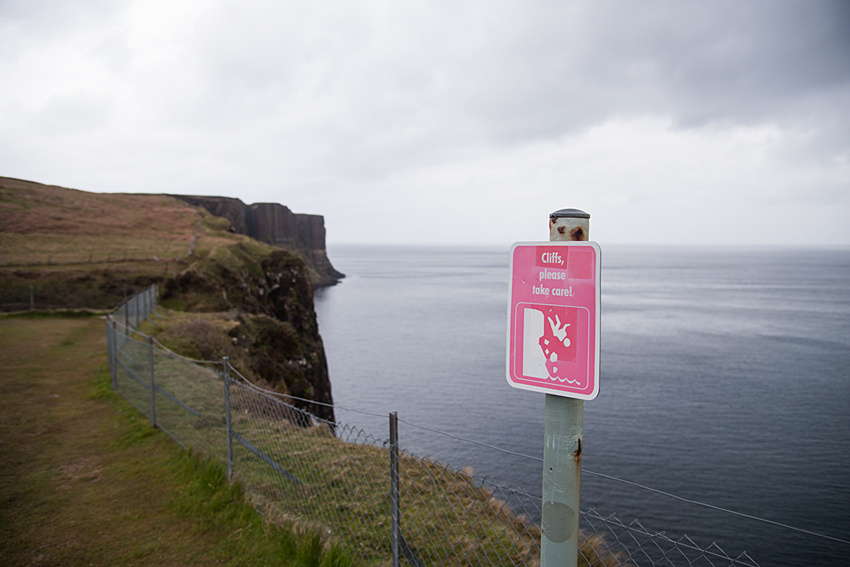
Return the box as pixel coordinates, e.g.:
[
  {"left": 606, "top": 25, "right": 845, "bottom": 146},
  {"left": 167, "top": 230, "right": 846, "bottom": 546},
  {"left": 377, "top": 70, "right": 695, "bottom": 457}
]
[{"left": 506, "top": 242, "right": 600, "bottom": 400}]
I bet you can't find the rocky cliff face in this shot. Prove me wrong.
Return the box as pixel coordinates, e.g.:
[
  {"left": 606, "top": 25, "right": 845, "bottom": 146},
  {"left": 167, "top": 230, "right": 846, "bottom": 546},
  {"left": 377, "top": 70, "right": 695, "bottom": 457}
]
[
  {"left": 171, "top": 195, "right": 344, "bottom": 287},
  {"left": 162, "top": 244, "right": 335, "bottom": 422}
]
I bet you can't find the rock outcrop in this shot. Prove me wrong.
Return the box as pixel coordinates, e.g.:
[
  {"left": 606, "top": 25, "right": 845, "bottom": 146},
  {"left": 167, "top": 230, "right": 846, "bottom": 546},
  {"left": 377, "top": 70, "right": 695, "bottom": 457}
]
[
  {"left": 171, "top": 195, "right": 344, "bottom": 287},
  {"left": 162, "top": 244, "right": 335, "bottom": 422}
]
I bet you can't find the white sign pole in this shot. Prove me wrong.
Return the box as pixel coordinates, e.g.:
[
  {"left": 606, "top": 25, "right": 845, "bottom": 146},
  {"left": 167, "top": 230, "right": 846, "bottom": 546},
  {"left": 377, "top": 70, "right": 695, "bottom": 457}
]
[{"left": 541, "top": 208, "right": 590, "bottom": 567}]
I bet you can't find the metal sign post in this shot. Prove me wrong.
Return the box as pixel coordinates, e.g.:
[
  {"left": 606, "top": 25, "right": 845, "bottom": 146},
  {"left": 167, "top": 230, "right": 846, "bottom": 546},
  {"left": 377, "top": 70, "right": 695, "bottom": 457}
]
[
  {"left": 506, "top": 208, "right": 599, "bottom": 567},
  {"left": 542, "top": 209, "right": 591, "bottom": 567}
]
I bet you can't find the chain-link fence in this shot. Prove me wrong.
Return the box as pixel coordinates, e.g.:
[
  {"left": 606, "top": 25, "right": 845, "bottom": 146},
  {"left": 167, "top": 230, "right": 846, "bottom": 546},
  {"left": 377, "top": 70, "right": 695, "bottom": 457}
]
[{"left": 107, "top": 286, "right": 759, "bottom": 567}]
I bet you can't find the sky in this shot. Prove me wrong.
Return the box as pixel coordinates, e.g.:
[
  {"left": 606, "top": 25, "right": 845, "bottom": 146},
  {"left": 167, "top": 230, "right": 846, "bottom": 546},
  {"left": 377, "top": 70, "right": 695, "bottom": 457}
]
[{"left": 2, "top": 0, "right": 849, "bottom": 247}]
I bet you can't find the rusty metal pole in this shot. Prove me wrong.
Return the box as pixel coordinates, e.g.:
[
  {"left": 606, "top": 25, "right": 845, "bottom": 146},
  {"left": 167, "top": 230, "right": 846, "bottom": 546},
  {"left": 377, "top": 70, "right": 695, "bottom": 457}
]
[{"left": 540, "top": 208, "right": 590, "bottom": 567}]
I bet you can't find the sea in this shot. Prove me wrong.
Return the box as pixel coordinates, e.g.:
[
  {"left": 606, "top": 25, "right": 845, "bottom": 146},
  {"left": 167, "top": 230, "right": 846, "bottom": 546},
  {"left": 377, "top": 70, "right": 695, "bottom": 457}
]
[{"left": 314, "top": 244, "right": 850, "bottom": 566}]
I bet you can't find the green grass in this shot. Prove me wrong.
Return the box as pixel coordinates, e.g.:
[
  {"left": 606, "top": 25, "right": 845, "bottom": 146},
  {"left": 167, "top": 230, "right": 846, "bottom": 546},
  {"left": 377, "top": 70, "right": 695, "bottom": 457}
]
[
  {"left": 94, "top": 366, "right": 353, "bottom": 567},
  {"left": 0, "top": 316, "right": 354, "bottom": 567}
]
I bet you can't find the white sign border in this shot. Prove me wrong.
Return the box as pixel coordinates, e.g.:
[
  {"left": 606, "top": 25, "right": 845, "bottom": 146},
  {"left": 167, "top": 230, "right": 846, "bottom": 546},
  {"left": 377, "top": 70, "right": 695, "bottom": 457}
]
[{"left": 506, "top": 241, "right": 601, "bottom": 400}]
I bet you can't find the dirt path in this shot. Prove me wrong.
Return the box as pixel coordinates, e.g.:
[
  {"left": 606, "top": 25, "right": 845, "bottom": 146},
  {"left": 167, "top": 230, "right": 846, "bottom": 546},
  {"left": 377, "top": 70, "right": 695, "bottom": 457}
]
[{"left": 0, "top": 317, "right": 231, "bottom": 566}]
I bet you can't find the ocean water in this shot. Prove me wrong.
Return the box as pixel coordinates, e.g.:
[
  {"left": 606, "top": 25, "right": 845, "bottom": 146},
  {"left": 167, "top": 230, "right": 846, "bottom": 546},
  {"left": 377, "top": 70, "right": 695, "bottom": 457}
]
[{"left": 314, "top": 244, "right": 850, "bottom": 566}]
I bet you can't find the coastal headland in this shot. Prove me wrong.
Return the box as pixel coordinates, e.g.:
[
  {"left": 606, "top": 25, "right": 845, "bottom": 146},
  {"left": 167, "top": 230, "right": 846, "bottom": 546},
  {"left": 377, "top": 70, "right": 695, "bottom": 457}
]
[{"left": 0, "top": 175, "right": 337, "bottom": 420}]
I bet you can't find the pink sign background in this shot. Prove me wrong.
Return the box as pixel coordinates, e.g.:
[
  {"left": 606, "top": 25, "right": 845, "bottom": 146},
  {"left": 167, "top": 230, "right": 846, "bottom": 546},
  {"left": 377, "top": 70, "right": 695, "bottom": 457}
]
[{"left": 506, "top": 242, "right": 600, "bottom": 400}]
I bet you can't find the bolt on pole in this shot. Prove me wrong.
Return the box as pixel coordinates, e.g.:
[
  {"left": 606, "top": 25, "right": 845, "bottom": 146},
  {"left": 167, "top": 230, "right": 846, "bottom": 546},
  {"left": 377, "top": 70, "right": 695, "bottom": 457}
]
[{"left": 540, "top": 208, "right": 590, "bottom": 567}]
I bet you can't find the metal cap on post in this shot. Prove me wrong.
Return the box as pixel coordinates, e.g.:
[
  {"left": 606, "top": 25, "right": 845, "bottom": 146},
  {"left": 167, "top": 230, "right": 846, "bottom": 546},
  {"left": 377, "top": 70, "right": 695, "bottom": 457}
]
[
  {"left": 549, "top": 208, "right": 590, "bottom": 243},
  {"left": 541, "top": 207, "right": 589, "bottom": 567}
]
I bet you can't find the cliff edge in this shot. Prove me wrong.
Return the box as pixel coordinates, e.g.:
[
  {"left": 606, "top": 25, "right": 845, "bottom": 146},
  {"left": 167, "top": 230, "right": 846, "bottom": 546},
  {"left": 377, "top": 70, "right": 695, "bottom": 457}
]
[{"left": 170, "top": 195, "right": 344, "bottom": 287}]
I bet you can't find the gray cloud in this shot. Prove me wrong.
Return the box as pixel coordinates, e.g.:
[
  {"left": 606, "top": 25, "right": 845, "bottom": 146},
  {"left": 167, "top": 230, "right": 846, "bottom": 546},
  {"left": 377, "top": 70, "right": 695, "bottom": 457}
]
[{"left": 1, "top": 0, "right": 848, "bottom": 245}]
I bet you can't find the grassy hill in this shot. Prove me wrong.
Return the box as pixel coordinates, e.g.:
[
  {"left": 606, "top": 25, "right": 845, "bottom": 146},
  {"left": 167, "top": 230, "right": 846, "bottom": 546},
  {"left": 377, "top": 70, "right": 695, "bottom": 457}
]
[
  {"left": 1, "top": 175, "right": 274, "bottom": 308},
  {"left": 0, "top": 176, "right": 334, "bottom": 421}
]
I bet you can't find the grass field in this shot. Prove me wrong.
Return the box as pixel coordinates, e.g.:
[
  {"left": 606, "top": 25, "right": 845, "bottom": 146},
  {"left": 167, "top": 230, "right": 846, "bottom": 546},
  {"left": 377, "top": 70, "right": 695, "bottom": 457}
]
[{"left": 0, "top": 314, "right": 351, "bottom": 567}]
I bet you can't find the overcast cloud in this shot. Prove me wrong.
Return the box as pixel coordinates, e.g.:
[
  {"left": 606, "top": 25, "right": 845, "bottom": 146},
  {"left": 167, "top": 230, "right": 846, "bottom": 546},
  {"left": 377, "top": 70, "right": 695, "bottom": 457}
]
[{"left": 2, "top": 0, "right": 849, "bottom": 246}]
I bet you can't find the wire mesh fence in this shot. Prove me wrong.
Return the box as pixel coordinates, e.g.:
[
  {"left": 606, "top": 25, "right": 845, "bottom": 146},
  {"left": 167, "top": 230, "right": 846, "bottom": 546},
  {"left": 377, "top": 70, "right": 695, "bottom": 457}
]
[{"left": 107, "top": 286, "right": 760, "bottom": 567}]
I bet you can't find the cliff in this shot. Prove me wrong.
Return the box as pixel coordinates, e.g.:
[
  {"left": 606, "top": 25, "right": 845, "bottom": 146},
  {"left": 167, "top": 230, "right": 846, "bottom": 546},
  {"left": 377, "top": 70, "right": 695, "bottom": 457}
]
[
  {"left": 162, "top": 244, "right": 335, "bottom": 421},
  {"left": 1, "top": 176, "right": 336, "bottom": 421},
  {"left": 171, "top": 195, "right": 344, "bottom": 287}
]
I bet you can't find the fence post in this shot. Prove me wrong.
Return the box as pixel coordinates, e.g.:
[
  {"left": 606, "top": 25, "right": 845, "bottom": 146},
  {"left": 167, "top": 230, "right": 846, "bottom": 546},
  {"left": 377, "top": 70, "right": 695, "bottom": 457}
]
[
  {"left": 124, "top": 285, "right": 128, "bottom": 335},
  {"left": 224, "top": 357, "right": 233, "bottom": 482},
  {"left": 106, "top": 316, "right": 111, "bottom": 372},
  {"left": 389, "top": 412, "right": 400, "bottom": 567},
  {"left": 110, "top": 320, "right": 117, "bottom": 389},
  {"left": 540, "top": 209, "right": 590, "bottom": 567},
  {"left": 107, "top": 318, "right": 113, "bottom": 388},
  {"left": 29, "top": 284, "right": 34, "bottom": 311},
  {"left": 148, "top": 336, "right": 157, "bottom": 428},
  {"left": 135, "top": 294, "right": 140, "bottom": 328}
]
